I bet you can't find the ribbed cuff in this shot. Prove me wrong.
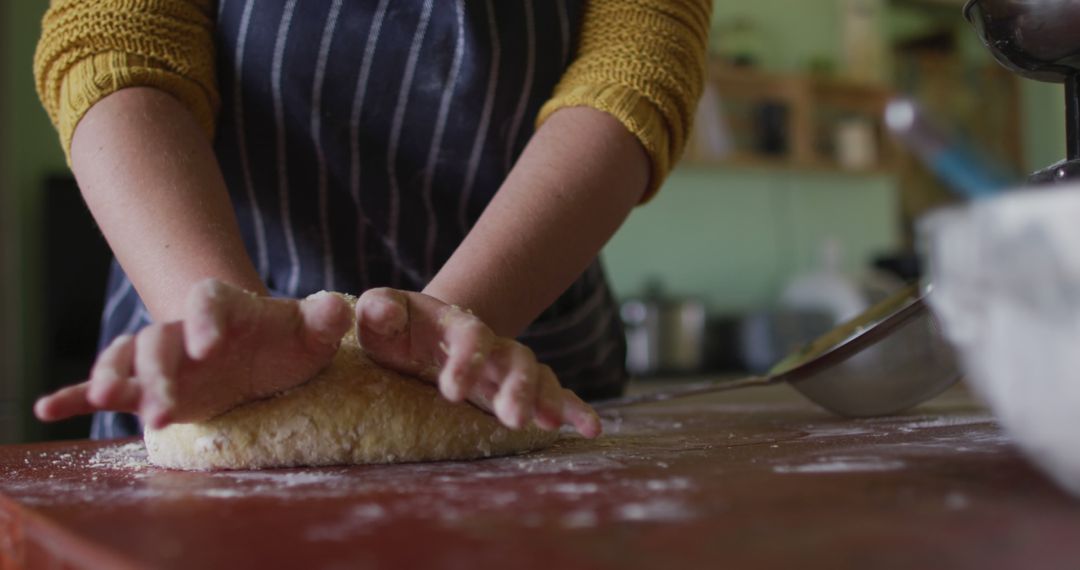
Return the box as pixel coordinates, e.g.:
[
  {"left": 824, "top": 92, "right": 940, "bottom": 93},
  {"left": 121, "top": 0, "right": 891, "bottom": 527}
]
[
  {"left": 57, "top": 51, "right": 217, "bottom": 164},
  {"left": 537, "top": 83, "right": 673, "bottom": 204}
]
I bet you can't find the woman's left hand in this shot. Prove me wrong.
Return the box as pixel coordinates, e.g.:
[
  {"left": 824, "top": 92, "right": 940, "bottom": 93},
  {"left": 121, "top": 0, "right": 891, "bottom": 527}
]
[{"left": 355, "top": 288, "right": 602, "bottom": 439}]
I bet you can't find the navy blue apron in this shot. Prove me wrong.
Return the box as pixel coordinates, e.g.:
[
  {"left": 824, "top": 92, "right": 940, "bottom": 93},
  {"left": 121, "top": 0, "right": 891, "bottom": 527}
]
[{"left": 92, "top": 0, "right": 627, "bottom": 439}]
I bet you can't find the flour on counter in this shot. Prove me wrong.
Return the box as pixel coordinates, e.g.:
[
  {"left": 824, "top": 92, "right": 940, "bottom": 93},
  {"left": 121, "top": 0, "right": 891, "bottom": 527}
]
[
  {"left": 773, "top": 456, "right": 906, "bottom": 474},
  {"left": 561, "top": 509, "right": 600, "bottom": 529},
  {"left": 645, "top": 477, "right": 691, "bottom": 491},
  {"left": 895, "top": 415, "right": 996, "bottom": 432},
  {"left": 945, "top": 491, "right": 970, "bottom": 510},
  {"left": 88, "top": 442, "right": 150, "bottom": 470},
  {"left": 306, "top": 504, "right": 388, "bottom": 541},
  {"left": 545, "top": 482, "right": 600, "bottom": 495},
  {"left": 616, "top": 499, "right": 695, "bottom": 522}
]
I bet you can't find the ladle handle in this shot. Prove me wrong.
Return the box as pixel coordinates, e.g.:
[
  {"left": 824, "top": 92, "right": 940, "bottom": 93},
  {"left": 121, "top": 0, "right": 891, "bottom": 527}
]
[
  {"left": 593, "top": 376, "right": 776, "bottom": 411},
  {"left": 885, "top": 98, "right": 1014, "bottom": 198}
]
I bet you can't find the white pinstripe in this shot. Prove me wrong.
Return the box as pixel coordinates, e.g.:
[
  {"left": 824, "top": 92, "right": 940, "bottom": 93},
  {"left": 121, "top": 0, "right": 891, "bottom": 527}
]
[
  {"left": 102, "top": 277, "right": 133, "bottom": 326},
  {"left": 121, "top": 304, "right": 150, "bottom": 336},
  {"left": 503, "top": 0, "right": 536, "bottom": 172},
  {"left": 458, "top": 0, "right": 501, "bottom": 236},
  {"left": 385, "top": 0, "right": 435, "bottom": 287},
  {"left": 232, "top": 0, "right": 269, "bottom": 278},
  {"left": 557, "top": 0, "right": 570, "bottom": 66},
  {"left": 217, "top": 0, "right": 227, "bottom": 20},
  {"left": 311, "top": 0, "right": 344, "bottom": 291},
  {"left": 349, "top": 0, "right": 392, "bottom": 291},
  {"left": 271, "top": 0, "right": 302, "bottom": 296},
  {"left": 422, "top": 0, "right": 466, "bottom": 279}
]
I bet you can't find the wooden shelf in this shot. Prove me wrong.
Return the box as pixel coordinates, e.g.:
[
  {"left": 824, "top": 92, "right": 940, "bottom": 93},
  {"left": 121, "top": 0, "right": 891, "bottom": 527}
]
[{"left": 685, "top": 61, "right": 898, "bottom": 175}]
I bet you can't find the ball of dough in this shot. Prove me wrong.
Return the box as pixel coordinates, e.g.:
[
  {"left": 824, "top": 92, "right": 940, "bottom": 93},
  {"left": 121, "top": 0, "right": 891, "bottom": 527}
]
[{"left": 144, "top": 294, "right": 558, "bottom": 470}]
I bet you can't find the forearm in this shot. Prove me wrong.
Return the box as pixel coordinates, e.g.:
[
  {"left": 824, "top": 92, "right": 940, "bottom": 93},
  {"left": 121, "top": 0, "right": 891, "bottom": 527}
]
[
  {"left": 70, "top": 87, "right": 265, "bottom": 321},
  {"left": 424, "top": 107, "right": 649, "bottom": 337}
]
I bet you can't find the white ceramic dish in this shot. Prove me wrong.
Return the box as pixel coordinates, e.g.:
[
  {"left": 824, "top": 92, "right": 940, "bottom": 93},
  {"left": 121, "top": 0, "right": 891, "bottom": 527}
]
[{"left": 921, "top": 184, "right": 1080, "bottom": 497}]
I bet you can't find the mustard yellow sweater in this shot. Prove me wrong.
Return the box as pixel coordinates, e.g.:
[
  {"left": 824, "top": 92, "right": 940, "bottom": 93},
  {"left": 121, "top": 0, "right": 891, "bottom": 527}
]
[{"left": 34, "top": 0, "right": 711, "bottom": 199}]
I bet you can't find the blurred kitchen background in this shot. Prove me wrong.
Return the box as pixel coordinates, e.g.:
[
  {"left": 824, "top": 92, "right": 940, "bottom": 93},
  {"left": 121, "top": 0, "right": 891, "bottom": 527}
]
[{"left": 0, "top": 0, "right": 1068, "bottom": 443}]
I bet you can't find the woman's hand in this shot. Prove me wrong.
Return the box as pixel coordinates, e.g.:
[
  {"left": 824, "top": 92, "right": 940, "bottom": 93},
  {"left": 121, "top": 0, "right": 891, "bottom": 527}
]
[
  {"left": 34, "top": 279, "right": 353, "bottom": 429},
  {"left": 356, "top": 288, "right": 602, "bottom": 439},
  {"left": 35, "top": 279, "right": 600, "bottom": 438}
]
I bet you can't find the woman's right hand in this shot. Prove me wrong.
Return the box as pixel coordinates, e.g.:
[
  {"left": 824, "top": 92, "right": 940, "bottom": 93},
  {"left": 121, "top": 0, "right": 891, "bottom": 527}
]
[{"left": 33, "top": 279, "right": 353, "bottom": 429}]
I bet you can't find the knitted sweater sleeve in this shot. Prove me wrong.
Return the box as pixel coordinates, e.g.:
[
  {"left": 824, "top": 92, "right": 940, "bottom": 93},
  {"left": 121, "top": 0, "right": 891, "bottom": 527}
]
[
  {"left": 33, "top": 0, "right": 219, "bottom": 163},
  {"left": 537, "top": 0, "right": 713, "bottom": 201},
  {"left": 32, "top": 0, "right": 711, "bottom": 198}
]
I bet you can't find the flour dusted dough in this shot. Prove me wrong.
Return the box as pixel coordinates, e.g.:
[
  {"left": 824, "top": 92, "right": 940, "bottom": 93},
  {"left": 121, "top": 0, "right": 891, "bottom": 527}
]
[{"left": 144, "top": 294, "right": 558, "bottom": 470}]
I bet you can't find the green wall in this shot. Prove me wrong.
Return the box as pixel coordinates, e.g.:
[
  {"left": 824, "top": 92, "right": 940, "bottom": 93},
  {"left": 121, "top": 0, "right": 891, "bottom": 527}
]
[
  {"left": 1022, "top": 82, "right": 1067, "bottom": 173},
  {"left": 604, "top": 0, "right": 1070, "bottom": 310},
  {"left": 603, "top": 169, "right": 899, "bottom": 310},
  {"left": 710, "top": 0, "right": 843, "bottom": 72},
  {"left": 4, "top": 1, "right": 66, "bottom": 441}
]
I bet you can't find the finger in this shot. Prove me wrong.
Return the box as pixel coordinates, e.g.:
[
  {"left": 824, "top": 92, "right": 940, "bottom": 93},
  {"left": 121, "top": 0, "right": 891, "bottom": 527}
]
[
  {"left": 86, "top": 334, "right": 138, "bottom": 409},
  {"left": 534, "top": 367, "right": 565, "bottom": 431},
  {"left": 558, "top": 388, "right": 603, "bottom": 439},
  {"left": 184, "top": 279, "right": 258, "bottom": 359},
  {"left": 299, "top": 291, "right": 352, "bottom": 352},
  {"left": 491, "top": 342, "right": 539, "bottom": 429},
  {"left": 356, "top": 288, "right": 409, "bottom": 339},
  {"left": 135, "top": 322, "right": 184, "bottom": 429},
  {"left": 34, "top": 383, "right": 96, "bottom": 421},
  {"left": 438, "top": 312, "right": 491, "bottom": 402},
  {"left": 466, "top": 379, "right": 500, "bottom": 412}
]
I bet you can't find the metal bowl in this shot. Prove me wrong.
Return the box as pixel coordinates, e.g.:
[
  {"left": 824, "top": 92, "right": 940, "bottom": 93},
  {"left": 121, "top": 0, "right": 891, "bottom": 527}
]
[
  {"left": 779, "top": 287, "right": 962, "bottom": 417},
  {"left": 597, "top": 285, "right": 962, "bottom": 418},
  {"left": 963, "top": 0, "right": 1080, "bottom": 83}
]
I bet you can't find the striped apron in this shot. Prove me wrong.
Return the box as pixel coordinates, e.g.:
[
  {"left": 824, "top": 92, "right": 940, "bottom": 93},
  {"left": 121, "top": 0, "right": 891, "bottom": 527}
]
[{"left": 92, "top": 0, "right": 628, "bottom": 439}]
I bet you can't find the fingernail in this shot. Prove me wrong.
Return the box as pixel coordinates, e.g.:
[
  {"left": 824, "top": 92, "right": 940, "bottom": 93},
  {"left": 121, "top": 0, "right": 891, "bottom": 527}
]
[
  {"left": 33, "top": 398, "right": 51, "bottom": 420},
  {"left": 580, "top": 414, "right": 603, "bottom": 439},
  {"left": 440, "top": 368, "right": 465, "bottom": 402},
  {"left": 192, "top": 328, "right": 221, "bottom": 358},
  {"left": 361, "top": 297, "right": 407, "bottom": 336}
]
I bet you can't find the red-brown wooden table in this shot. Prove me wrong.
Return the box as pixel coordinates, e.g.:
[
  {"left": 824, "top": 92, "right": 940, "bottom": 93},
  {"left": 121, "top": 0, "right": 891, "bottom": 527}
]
[{"left": 1, "top": 384, "right": 1078, "bottom": 569}]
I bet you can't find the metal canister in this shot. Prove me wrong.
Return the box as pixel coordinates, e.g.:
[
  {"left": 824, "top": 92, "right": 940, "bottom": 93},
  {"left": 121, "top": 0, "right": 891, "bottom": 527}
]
[{"left": 621, "top": 299, "right": 662, "bottom": 377}]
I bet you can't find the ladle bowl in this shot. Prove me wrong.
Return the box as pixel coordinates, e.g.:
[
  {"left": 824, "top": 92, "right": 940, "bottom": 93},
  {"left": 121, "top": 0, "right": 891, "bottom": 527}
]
[
  {"left": 963, "top": 0, "right": 1080, "bottom": 83},
  {"left": 596, "top": 285, "right": 963, "bottom": 418}
]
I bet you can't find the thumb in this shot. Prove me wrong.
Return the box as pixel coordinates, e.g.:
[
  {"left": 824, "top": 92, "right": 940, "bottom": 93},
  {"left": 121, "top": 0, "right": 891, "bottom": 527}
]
[{"left": 299, "top": 291, "right": 353, "bottom": 352}]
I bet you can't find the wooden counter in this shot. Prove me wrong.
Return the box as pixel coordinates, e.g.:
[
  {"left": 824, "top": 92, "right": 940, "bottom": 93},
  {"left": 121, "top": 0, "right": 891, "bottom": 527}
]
[{"left": 1, "top": 383, "right": 1078, "bottom": 569}]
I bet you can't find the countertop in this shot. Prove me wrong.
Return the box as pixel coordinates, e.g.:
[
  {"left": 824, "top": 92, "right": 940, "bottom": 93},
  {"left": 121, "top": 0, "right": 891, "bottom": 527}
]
[{"left": 1, "top": 381, "right": 1078, "bottom": 569}]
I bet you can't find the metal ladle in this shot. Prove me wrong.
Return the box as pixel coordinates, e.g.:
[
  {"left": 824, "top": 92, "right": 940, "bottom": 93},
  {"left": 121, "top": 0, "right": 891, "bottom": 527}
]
[
  {"left": 596, "top": 284, "right": 962, "bottom": 417},
  {"left": 964, "top": 0, "right": 1080, "bottom": 184}
]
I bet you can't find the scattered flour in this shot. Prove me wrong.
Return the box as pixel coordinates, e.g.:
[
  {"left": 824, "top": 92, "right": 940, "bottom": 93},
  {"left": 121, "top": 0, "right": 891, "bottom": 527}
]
[
  {"left": 198, "top": 488, "right": 246, "bottom": 499},
  {"left": 211, "top": 471, "right": 346, "bottom": 487},
  {"left": 773, "top": 456, "right": 906, "bottom": 474},
  {"left": 616, "top": 499, "right": 694, "bottom": 522},
  {"left": 87, "top": 442, "right": 151, "bottom": 470},
  {"left": 644, "top": 477, "right": 691, "bottom": 491},
  {"left": 802, "top": 426, "right": 874, "bottom": 439},
  {"left": 895, "top": 415, "right": 996, "bottom": 433},
  {"left": 306, "top": 504, "right": 388, "bottom": 541},
  {"left": 546, "top": 482, "right": 600, "bottom": 495},
  {"left": 945, "top": 492, "right": 970, "bottom": 511}
]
